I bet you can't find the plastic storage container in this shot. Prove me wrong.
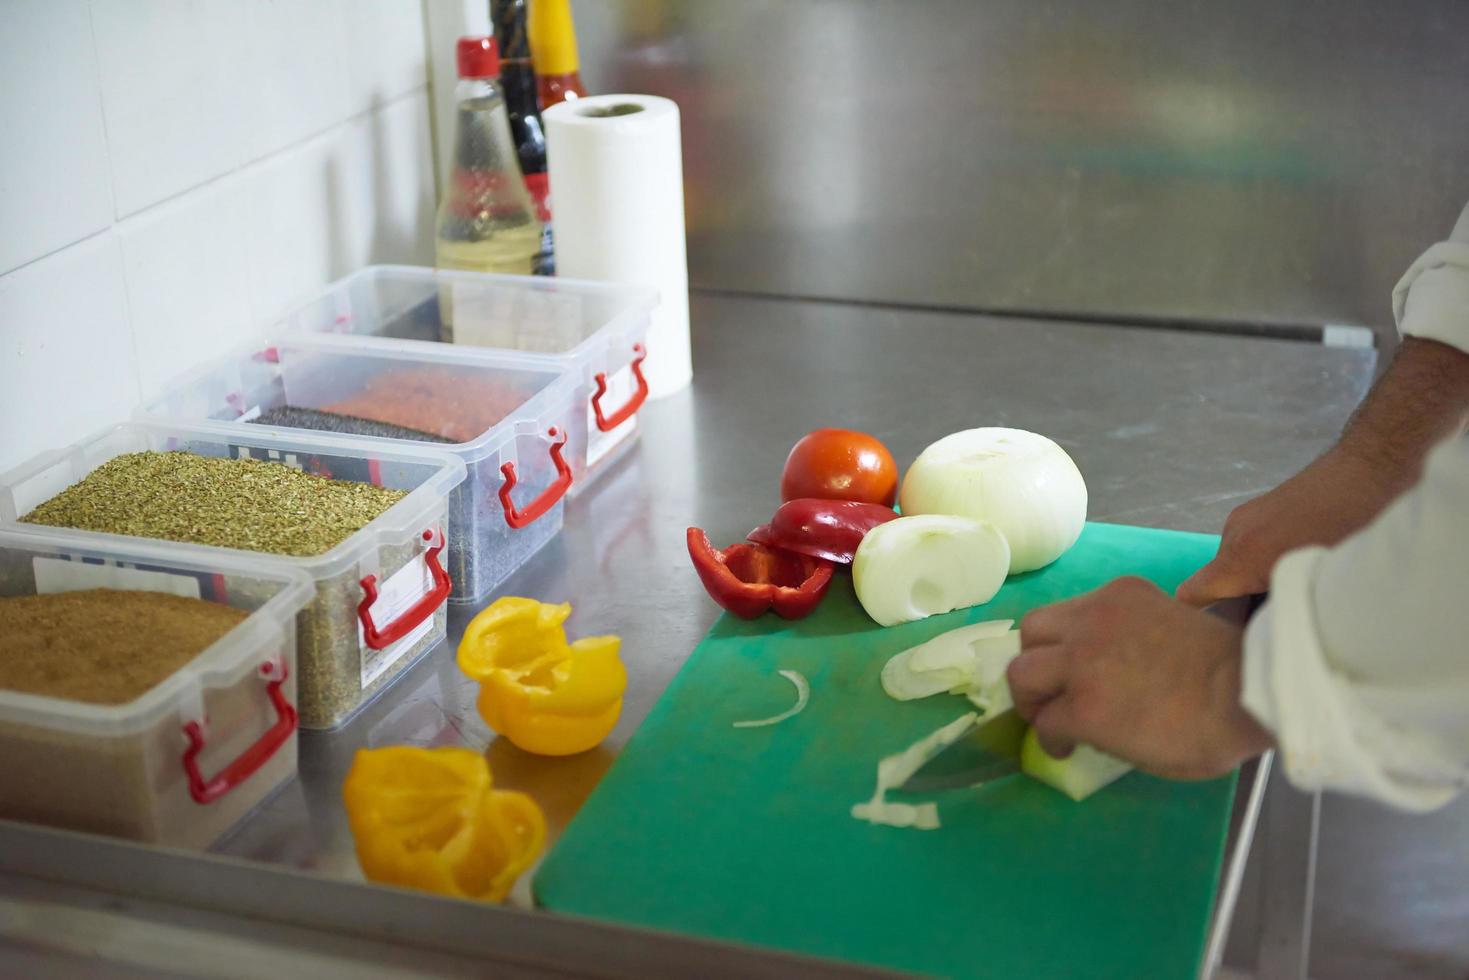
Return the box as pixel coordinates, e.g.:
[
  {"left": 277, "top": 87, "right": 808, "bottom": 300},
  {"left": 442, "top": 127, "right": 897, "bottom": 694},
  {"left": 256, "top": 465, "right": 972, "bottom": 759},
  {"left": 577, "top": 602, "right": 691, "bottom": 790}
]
[
  {"left": 274, "top": 265, "right": 657, "bottom": 491},
  {"left": 0, "top": 526, "right": 314, "bottom": 849},
  {"left": 0, "top": 421, "right": 465, "bottom": 731},
  {"left": 135, "top": 339, "right": 580, "bottom": 605}
]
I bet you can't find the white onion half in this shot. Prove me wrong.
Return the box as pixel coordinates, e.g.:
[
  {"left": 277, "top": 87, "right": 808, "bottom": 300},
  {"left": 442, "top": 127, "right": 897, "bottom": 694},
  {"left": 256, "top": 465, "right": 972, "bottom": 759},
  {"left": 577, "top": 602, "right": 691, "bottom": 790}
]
[
  {"left": 900, "top": 428, "right": 1087, "bottom": 574},
  {"left": 851, "top": 515, "right": 1010, "bottom": 627}
]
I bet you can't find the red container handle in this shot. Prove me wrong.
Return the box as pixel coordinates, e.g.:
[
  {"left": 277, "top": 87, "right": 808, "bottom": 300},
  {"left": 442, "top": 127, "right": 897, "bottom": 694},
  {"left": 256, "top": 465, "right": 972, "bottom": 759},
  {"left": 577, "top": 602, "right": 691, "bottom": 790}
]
[
  {"left": 499, "top": 427, "right": 573, "bottom": 529},
  {"left": 181, "top": 659, "right": 297, "bottom": 805},
  {"left": 591, "top": 343, "right": 649, "bottom": 433},
  {"left": 358, "top": 529, "right": 451, "bottom": 650}
]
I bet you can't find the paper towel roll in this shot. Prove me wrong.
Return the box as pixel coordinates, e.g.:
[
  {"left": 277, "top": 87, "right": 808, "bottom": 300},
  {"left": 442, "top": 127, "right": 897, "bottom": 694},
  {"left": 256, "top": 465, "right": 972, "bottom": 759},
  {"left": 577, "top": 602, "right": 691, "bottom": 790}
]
[{"left": 544, "top": 94, "right": 691, "bottom": 398}]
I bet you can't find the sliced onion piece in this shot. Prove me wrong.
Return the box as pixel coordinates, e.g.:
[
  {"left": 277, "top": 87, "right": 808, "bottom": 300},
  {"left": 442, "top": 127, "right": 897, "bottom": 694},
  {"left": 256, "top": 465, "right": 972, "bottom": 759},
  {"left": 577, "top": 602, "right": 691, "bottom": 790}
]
[
  {"left": 732, "top": 670, "right": 810, "bottom": 728},
  {"left": 955, "top": 632, "right": 1022, "bottom": 714},
  {"left": 851, "top": 515, "right": 1011, "bottom": 627},
  {"left": 880, "top": 620, "right": 1014, "bottom": 701},
  {"left": 900, "top": 427, "right": 1087, "bottom": 574},
  {"left": 850, "top": 712, "right": 977, "bottom": 830},
  {"left": 1020, "top": 727, "right": 1133, "bottom": 801}
]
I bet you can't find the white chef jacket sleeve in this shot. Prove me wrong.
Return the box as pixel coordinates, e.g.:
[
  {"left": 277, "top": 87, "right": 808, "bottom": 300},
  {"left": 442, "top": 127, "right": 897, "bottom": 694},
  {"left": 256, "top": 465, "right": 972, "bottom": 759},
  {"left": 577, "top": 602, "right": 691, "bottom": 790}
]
[
  {"left": 1240, "top": 437, "right": 1469, "bottom": 811},
  {"left": 1392, "top": 202, "right": 1469, "bottom": 355}
]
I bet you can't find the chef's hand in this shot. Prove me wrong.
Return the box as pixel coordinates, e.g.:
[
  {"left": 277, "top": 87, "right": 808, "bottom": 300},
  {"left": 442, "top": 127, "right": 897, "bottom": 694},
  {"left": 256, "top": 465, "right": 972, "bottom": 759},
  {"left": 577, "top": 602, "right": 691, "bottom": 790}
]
[
  {"left": 1008, "top": 577, "right": 1274, "bottom": 780},
  {"left": 1175, "top": 447, "right": 1404, "bottom": 606}
]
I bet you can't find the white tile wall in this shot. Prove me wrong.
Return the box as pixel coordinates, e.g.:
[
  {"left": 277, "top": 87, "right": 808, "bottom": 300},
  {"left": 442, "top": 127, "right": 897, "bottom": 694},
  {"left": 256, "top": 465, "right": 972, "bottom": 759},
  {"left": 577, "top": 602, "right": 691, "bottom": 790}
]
[
  {"left": 118, "top": 176, "right": 256, "bottom": 399},
  {"left": 241, "top": 91, "right": 436, "bottom": 328},
  {"left": 247, "top": 0, "right": 352, "bottom": 158},
  {"left": 92, "top": 0, "right": 262, "bottom": 219},
  {"left": 92, "top": 0, "right": 428, "bottom": 220},
  {"left": 0, "top": 235, "right": 141, "bottom": 470},
  {"left": 0, "top": 0, "right": 113, "bottom": 275},
  {"left": 0, "top": 1, "right": 438, "bottom": 474},
  {"left": 346, "top": 0, "right": 433, "bottom": 112}
]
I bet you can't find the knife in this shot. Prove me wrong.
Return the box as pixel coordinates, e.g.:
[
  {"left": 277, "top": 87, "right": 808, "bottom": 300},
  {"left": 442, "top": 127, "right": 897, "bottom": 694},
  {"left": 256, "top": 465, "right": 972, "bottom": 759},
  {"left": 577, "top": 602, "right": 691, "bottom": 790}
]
[
  {"left": 896, "top": 593, "right": 1268, "bottom": 794},
  {"left": 897, "top": 707, "right": 1026, "bottom": 794}
]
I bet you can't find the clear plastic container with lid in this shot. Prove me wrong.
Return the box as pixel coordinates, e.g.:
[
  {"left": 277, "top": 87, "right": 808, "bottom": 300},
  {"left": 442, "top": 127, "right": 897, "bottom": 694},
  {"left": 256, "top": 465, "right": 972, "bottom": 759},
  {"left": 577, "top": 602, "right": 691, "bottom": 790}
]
[
  {"left": 0, "top": 421, "right": 466, "bottom": 730},
  {"left": 0, "top": 526, "right": 314, "bottom": 849},
  {"left": 273, "top": 265, "right": 657, "bottom": 489},
  {"left": 134, "top": 338, "right": 580, "bottom": 604}
]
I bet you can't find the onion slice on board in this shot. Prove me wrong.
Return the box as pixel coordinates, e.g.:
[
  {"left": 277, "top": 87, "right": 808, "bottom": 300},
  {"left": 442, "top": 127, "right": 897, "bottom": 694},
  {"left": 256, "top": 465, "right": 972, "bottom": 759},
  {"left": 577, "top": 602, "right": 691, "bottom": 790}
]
[
  {"left": 732, "top": 670, "right": 811, "bottom": 728},
  {"left": 880, "top": 620, "right": 1015, "bottom": 702},
  {"left": 851, "top": 712, "right": 978, "bottom": 830}
]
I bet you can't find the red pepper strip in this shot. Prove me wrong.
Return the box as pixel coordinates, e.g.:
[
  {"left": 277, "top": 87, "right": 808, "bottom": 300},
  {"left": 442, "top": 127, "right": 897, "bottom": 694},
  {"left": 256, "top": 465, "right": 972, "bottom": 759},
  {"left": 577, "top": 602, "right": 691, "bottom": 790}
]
[
  {"left": 747, "top": 498, "right": 898, "bottom": 564},
  {"left": 686, "top": 527, "right": 835, "bottom": 620}
]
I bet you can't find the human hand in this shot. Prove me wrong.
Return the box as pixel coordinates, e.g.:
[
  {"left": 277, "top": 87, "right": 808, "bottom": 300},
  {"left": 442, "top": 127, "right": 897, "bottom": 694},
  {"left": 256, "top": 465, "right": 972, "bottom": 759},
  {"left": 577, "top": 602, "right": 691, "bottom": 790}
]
[
  {"left": 1176, "top": 446, "right": 1410, "bottom": 606},
  {"left": 1008, "top": 577, "right": 1274, "bottom": 780}
]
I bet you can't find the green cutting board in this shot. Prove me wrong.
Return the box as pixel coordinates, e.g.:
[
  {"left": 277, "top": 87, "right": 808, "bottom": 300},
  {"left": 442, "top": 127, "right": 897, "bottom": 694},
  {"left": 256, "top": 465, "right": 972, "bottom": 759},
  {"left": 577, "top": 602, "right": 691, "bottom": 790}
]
[{"left": 535, "top": 523, "right": 1236, "bottom": 978}]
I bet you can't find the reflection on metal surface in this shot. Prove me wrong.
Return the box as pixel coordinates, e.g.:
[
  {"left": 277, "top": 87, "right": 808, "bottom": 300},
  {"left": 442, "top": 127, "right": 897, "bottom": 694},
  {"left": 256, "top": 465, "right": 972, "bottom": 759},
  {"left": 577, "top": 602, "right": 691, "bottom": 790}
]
[
  {"left": 573, "top": 0, "right": 1469, "bottom": 335},
  {"left": 217, "top": 293, "right": 1375, "bottom": 902},
  {"left": 3, "top": 295, "right": 1374, "bottom": 973}
]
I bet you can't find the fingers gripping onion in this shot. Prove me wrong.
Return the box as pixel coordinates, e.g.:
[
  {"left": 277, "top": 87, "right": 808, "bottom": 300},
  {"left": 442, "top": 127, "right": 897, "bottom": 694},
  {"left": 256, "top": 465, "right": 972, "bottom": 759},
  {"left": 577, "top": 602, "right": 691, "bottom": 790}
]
[
  {"left": 851, "top": 515, "right": 1010, "bottom": 627},
  {"left": 899, "top": 428, "right": 1087, "bottom": 574}
]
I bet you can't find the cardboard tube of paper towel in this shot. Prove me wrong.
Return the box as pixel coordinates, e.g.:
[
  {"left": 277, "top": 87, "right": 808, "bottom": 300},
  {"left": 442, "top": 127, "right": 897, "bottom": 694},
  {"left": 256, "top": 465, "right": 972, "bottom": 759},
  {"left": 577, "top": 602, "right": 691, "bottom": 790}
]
[{"left": 544, "top": 94, "right": 692, "bottom": 398}]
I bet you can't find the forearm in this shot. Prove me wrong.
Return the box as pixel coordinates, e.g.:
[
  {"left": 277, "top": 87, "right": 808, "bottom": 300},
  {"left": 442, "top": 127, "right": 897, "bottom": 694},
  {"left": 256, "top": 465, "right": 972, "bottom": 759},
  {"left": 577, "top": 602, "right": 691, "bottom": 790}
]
[
  {"left": 1353, "top": 200, "right": 1469, "bottom": 476},
  {"left": 1335, "top": 337, "right": 1469, "bottom": 485}
]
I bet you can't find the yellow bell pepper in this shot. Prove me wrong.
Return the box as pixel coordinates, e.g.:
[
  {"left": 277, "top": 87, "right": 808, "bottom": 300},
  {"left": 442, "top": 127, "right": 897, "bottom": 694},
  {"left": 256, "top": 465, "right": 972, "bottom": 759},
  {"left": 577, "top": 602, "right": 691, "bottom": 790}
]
[
  {"left": 457, "top": 597, "right": 627, "bottom": 756},
  {"left": 342, "top": 746, "right": 544, "bottom": 902}
]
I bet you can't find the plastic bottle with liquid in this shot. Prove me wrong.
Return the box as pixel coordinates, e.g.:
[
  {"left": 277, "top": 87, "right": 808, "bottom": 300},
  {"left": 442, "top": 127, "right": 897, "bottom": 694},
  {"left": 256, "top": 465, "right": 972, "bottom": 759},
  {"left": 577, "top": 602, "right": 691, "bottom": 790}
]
[{"left": 435, "top": 36, "right": 542, "bottom": 278}]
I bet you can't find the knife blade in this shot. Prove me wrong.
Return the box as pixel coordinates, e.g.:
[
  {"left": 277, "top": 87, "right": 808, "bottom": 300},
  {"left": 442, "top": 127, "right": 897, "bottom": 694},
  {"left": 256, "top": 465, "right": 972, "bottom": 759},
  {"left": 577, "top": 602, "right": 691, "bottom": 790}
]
[
  {"left": 1204, "top": 592, "right": 1267, "bottom": 625},
  {"left": 897, "top": 707, "right": 1026, "bottom": 794},
  {"left": 894, "top": 593, "right": 1268, "bottom": 795}
]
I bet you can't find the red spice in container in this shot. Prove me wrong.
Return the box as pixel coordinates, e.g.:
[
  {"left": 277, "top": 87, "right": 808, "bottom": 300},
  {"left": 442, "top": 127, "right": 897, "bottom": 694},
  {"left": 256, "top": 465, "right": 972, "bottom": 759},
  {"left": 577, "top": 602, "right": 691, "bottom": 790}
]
[{"left": 323, "top": 369, "right": 532, "bottom": 444}]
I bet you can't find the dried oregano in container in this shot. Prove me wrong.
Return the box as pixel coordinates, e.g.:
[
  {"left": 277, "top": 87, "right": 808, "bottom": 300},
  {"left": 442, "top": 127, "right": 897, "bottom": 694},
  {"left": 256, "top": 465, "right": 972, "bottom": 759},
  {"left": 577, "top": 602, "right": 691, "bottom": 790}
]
[
  {"left": 20, "top": 452, "right": 405, "bottom": 556},
  {"left": 19, "top": 452, "right": 444, "bottom": 728}
]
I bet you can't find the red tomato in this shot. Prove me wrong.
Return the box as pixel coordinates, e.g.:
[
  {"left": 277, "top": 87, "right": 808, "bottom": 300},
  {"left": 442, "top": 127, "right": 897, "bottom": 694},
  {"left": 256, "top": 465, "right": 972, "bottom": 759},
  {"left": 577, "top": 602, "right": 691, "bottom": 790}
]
[{"left": 780, "top": 429, "right": 898, "bottom": 506}]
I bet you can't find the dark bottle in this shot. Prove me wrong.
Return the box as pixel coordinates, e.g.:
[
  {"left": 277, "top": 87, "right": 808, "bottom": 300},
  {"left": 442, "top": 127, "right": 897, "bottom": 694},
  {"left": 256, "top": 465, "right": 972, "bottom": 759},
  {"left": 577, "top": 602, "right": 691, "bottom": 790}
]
[{"left": 492, "top": 0, "right": 554, "bottom": 275}]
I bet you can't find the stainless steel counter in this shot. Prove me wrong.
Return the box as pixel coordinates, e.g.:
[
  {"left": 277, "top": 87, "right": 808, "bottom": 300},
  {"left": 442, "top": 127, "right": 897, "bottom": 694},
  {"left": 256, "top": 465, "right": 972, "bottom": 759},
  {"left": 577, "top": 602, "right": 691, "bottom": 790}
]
[{"left": 0, "top": 293, "right": 1376, "bottom": 976}]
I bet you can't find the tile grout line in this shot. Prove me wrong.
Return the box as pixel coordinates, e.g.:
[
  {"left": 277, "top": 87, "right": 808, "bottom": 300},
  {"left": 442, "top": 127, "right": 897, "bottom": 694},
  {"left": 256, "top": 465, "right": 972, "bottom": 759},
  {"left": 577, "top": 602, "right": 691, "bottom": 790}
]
[
  {"left": 0, "top": 85, "right": 431, "bottom": 283},
  {"left": 110, "top": 85, "right": 435, "bottom": 224},
  {"left": 85, "top": 2, "right": 146, "bottom": 408}
]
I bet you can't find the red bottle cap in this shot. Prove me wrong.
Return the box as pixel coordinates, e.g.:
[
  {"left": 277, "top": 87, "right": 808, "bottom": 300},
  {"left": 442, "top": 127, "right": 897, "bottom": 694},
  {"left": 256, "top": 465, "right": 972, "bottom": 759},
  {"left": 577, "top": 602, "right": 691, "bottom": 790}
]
[{"left": 456, "top": 36, "right": 500, "bottom": 79}]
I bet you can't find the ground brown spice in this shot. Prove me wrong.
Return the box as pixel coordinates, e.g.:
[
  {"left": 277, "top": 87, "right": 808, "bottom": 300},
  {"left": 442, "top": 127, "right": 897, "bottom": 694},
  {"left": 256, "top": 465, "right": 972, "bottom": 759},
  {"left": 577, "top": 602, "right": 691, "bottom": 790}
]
[{"left": 0, "top": 589, "right": 248, "bottom": 705}]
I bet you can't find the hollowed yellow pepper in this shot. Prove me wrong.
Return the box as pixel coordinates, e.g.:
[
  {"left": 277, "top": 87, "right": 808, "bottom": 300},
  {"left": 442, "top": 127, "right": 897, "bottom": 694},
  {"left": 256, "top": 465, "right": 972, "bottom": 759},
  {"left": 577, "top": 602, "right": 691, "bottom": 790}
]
[
  {"left": 457, "top": 597, "right": 627, "bottom": 756},
  {"left": 342, "top": 746, "right": 545, "bottom": 902}
]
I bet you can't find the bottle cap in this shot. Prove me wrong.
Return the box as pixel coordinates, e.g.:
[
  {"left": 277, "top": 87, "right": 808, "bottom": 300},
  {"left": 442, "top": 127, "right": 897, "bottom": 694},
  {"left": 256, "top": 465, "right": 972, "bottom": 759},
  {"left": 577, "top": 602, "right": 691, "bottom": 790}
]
[{"left": 457, "top": 36, "right": 500, "bottom": 79}]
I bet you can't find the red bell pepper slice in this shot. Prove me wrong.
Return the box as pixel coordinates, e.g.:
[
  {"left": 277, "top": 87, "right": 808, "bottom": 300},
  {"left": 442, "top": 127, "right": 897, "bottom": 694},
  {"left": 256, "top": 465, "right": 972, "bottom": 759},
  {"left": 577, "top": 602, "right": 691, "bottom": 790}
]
[
  {"left": 747, "top": 498, "right": 898, "bottom": 564},
  {"left": 686, "top": 527, "right": 835, "bottom": 620}
]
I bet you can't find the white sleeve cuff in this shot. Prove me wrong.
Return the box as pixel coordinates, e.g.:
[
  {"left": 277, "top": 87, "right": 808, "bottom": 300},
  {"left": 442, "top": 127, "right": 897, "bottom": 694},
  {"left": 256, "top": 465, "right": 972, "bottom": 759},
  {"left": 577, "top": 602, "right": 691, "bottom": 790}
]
[
  {"left": 1391, "top": 240, "right": 1469, "bottom": 356},
  {"left": 1241, "top": 547, "right": 1460, "bottom": 812}
]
